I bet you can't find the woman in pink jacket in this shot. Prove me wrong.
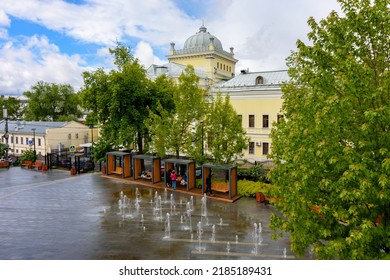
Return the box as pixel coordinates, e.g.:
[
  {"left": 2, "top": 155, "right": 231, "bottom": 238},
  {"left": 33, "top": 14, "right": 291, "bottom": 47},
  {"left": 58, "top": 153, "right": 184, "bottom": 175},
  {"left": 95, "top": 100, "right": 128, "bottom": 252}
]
[{"left": 170, "top": 170, "right": 177, "bottom": 190}]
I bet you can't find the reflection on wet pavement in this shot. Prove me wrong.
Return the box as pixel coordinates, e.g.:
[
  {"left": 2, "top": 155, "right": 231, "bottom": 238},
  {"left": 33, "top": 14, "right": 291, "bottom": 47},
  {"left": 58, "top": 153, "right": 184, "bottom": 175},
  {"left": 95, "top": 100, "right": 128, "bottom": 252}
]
[{"left": 0, "top": 168, "right": 295, "bottom": 260}]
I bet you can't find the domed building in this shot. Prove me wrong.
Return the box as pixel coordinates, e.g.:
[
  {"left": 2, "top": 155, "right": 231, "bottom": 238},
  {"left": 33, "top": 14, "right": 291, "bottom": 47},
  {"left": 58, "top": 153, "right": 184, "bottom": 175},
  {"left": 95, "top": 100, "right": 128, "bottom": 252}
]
[
  {"left": 146, "top": 24, "right": 289, "bottom": 163},
  {"left": 147, "top": 25, "right": 237, "bottom": 85}
]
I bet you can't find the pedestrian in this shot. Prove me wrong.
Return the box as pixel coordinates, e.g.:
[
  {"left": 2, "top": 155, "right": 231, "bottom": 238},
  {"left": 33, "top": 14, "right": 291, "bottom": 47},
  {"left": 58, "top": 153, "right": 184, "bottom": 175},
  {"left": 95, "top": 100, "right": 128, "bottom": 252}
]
[
  {"left": 205, "top": 173, "right": 213, "bottom": 195},
  {"left": 170, "top": 170, "right": 177, "bottom": 190},
  {"left": 166, "top": 169, "right": 172, "bottom": 187}
]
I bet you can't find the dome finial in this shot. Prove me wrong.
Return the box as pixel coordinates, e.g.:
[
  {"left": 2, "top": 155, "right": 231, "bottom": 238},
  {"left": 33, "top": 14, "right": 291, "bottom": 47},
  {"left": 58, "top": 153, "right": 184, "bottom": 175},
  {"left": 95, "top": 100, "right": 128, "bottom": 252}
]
[{"left": 199, "top": 19, "right": 207, "bottom": 33}]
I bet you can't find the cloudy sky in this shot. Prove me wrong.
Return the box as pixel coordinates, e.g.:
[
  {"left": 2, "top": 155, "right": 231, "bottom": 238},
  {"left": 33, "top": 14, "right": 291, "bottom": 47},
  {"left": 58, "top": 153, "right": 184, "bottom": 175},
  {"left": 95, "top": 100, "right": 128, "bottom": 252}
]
[{"left": 0, "top": 0, "right": 342, "bottom": 96}]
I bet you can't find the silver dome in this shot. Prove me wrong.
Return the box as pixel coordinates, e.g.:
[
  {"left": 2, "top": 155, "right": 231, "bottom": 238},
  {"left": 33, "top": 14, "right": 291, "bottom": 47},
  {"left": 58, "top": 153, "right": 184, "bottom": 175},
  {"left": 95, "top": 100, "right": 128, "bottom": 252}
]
[{"left": 183, "top": 25, "right": 223, "bottom": 51}]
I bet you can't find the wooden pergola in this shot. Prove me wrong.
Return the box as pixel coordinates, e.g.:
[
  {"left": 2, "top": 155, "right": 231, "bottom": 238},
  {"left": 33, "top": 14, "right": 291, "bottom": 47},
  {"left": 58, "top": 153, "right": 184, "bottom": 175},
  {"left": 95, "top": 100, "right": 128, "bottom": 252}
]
[
  {"left": 105, "top": 151, "right": 133, "bottom": 178},
  {"left": 202, "top": 163, "right": 238, "bottom": 200},
  {"left": 133, "top": 154, "right": 161, "bottom": 184},
  {"left": 164, "top": 158, "right": 196, "bottom": 191}
]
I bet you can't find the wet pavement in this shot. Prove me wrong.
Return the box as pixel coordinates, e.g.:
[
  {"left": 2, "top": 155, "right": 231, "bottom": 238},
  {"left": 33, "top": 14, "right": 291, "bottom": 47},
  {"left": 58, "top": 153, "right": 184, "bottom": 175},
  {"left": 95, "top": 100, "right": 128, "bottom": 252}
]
[{"left": 0, "top": 167, "right": 295, "bottom": 260}]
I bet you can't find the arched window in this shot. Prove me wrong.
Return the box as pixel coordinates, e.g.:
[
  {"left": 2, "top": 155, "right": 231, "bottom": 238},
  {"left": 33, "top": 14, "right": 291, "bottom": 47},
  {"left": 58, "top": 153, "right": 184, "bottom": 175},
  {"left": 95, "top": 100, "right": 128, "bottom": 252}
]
[{"left": 256, "top": 76, "right": 264, "bottom": 85}]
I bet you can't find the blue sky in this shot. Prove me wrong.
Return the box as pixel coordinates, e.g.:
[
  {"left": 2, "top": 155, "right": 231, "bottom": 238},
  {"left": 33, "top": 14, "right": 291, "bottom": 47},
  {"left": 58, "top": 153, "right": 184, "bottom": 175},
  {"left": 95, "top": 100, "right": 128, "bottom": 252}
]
[{"left": 0, "top": 0, "right": 341, "bottom": 96}]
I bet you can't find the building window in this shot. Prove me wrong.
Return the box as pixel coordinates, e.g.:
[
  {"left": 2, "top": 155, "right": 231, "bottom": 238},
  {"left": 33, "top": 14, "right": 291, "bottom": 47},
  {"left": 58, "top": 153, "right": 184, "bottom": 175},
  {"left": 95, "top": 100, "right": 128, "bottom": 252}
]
[
  {"left": 15, "top": 137, "right": 18, "bottom": 144},
  {"left": 38, "top": 138, "right": 41, "bottom": 146},
  {"left": 249, "top": 142, "right": 255, "bottom": 154},
  {"left": 262, "top": 142, "right": 269, "bottom": 155},
  {"left": 21, "top": 137, "right": 23, "bottom": 145},
  {"left": 10, "top": 136, "right": 13, "bottom": 144},
  {"left": 277, "top": 114, "right": 284, "bottom": 123},
  {"left": 217, "top": 62, "right": 219, "bottom": 68},
  {"left": 237, "top": 114, "right": 242, "bottom": 125},
  {"left": 262, "top": 115, "right": 269, "bottom": 128},
  {"left": 75, "top": 133, "right": 79, "bottom": 139},
  {"left": 26, "top": 137, "right": 28, "bottom": 145},
  {"left": 256, "top": 76, "right": 264, "bottom": 85},
  {"left": 68, "top": 133, "right": 71, "bottom": 140},
  {"left": 249, "top": 115, "right": 255, "bottom": 128},
  {"left": 16, "top": 149, "right": 19, "bottom": 154}
]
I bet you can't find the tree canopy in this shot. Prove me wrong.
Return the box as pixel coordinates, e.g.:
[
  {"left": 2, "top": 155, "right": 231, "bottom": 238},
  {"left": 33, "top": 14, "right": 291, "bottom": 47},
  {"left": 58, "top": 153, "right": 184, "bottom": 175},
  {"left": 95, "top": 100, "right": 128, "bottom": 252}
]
[
  {"left": 146, "top": 66, "right": 207, "bottom": 158},
  {"left": 23, "top": 81, "right": 82, "bottom": 121},
  {"left": 80, "top": 43, "right": 174, "bottom": 158},
  {"left": 269, "top": 0, "right": 390, "bottom": 259},
  {"left": 0, "top": 96, "right": 23, "bottom": 120},
  {"left": 204, "top": 93, "right": 248, "bottom": 165},
  {"left": 146, "top": 68, "right": 248, "bottom": 164}
]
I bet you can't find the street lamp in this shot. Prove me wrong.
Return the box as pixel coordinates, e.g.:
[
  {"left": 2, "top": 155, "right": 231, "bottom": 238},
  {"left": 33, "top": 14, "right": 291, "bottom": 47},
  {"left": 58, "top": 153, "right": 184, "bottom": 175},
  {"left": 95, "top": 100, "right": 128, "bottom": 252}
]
[
  {"left": 201, "top": 121, "right": 204, "bottom": 157},
  {"left": 89, "top": 124, "right": 95, "bottom": 170},
  {"left": 32, "top": 128, "right": 36, "bottom": 162},
  {"left": 2, "top": 107, "right": 9, "bottom": 160}
]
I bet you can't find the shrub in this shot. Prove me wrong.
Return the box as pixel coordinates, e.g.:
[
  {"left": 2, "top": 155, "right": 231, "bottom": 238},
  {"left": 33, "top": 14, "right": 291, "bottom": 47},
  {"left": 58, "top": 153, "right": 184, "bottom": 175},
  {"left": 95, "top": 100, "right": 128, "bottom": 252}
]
[
  {"left": 237, "top": 179, "right": 273, "bottom": 197},
  {"left": 238, "top": 164, "right": 265, "bottom": 181},
  {"left": 19, "top": 149, "right": 36, "bottom": 164}
]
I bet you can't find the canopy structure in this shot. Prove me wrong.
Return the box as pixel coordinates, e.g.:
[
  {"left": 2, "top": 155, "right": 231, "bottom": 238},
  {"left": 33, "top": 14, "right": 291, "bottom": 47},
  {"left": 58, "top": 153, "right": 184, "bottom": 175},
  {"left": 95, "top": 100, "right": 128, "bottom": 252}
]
[
  {"left": 202, "top": 163, "right": 238, "bottom": 200},
  {"left": 106, "top": 151, "right": 133, "bottom": 178},
  {"left": 133, "top": 154, "right": 161, "bottom": 184},
  {"left": 164, "top": 158, "right": 196, "bottom": 191}
]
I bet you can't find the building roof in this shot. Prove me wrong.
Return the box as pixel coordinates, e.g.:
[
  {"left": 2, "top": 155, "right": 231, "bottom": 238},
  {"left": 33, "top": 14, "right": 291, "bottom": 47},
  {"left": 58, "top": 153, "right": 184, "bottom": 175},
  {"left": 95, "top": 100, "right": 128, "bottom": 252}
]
[
  {"left": 146, "top": 62, "right": 207, "bottom": 80},
  {"left": 213, "top": 70, "right": 290, "bottom": 89},
  {"left": 1, "top": 120, "right": 70, "bottom": 135},
  {"left": 184, "top": 25, "right": 223, "bottom": 51},
  {"left": 167, "top": 25, "right": 235, "bottom": 59}
]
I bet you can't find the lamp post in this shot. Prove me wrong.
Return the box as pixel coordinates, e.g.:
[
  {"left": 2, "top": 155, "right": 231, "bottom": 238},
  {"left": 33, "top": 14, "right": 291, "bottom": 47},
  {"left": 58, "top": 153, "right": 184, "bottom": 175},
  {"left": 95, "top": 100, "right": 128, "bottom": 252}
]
[
  {"left": 89, "top": 124, "right": 95, "bottom": 170},
  {"left": 32, "top": 128, "right": 36, "bottom": 162},
  {"left": 201, "top": 121, "right": 204, "bottom": 157},
  {"left": 2, "top": 107, "right": 9, "bottom": 160}
]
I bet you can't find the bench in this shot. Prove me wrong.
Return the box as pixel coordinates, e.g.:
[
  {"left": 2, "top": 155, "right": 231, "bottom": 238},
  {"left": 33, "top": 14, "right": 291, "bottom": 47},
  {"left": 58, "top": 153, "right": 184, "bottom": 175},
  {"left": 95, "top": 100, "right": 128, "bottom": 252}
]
[
  {"left": 32, "top": 161, "right": 43, "bottom": 170},
  {"left": 212, "top": 182, "right": 229, "bottom": 193},
  {"left": 111, "top": 167, "right": 122, "bottom": 175},
  {"left": 21, "top": 160, "right": 33, "bottom": 169},
  {"left": 0, "top": 161, "right": 10, "bottom": 168},
  {"left": 177, "top": 176, "right": 187, "bottom": 186},
  {"left": 140, "top": 171, "right": 152, "bottom": 180}
]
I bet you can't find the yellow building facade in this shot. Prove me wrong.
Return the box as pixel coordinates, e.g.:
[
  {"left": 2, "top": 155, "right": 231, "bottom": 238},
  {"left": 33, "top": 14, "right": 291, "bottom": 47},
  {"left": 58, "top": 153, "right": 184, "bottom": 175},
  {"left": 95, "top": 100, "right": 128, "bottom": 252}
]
[
  {"left": 167, "top": 25, "right": 237, "bottom": 83},
  {"left": 210, "top": 70, "right": 288, "bottom": 163},
  {"left": 1, "top": 120, "right": 91, "bottom": 157},
  {"left": 147, "top": 25, "right": 289, "bottom": 163}
]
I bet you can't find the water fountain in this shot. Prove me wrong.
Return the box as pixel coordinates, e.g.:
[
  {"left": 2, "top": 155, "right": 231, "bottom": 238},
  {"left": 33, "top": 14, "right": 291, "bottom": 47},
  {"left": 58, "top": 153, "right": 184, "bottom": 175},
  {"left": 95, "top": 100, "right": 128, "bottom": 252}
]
[
  {"left": 109, "top": 184, "right": 294, "bottom": 260},
  {"left": 196, "top": 221, "right": 205, "bottom": 251},
  {"left": 170, "top": 194, "right": 175, "bottom": 215},
  {"left": 226, "top": 242, "right": 231, "bottom": 254},
  {"left": 135, "top": 188, "right": 141, "bottom": 203},
  {"left": 164, "top": 213, "right": 171, "bottom": 239},
  {"left": 201, "top": 194, "right": 208, "bottom": 225},
  {"left": 258, "top": 222, "right": 263, "bottom": 245},
  {"left": 210, "top": 224, "right": 216, "bottom": 242},
  {"left": 185, "top": 201, "right": 192, "bottom": 232},
  {"left": 252, "top": 223, "right": 259, "bottom": 255}
]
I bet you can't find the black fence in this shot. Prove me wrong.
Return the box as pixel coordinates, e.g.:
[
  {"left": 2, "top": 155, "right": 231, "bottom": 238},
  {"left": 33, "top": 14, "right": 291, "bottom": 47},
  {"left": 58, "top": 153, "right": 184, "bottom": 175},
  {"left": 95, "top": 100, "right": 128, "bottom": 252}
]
[{"left": 47, "top": 150, "right": 95, "bottom": 174}]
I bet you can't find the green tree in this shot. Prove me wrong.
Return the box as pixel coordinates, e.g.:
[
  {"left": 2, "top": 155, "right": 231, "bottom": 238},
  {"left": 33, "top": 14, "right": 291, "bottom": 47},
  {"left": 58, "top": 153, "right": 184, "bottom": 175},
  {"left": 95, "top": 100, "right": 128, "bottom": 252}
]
[
  {"left": 19, "top": 148, "right": 35, "bottom": 163},
  {"left": 269, "top": 0, "right": 390, "bottom": 259},
  {"left": 146, "top": 66, "right": 207, "bottom": 158},
  {"left": 0, "top": 96, "right": 23, "bottom": 120},
  {"left": 0, "top": 142, "right": 7, "bottom": 158},
  {"left": 81, "top": 43, "right": 165, "bottom": 155},
  {"left": 23, "top": 81, "right": 82, "bottom": 121},
  {"left": 205, "top": 93, "right": 249, "bottom": 165}
]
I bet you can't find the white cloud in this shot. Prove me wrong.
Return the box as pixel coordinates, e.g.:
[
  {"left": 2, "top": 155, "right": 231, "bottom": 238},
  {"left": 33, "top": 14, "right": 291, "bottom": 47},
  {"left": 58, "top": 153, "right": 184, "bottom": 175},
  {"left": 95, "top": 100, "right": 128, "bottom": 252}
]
[
  {"left": 0, "top": 0, "right": 343, "bottom": 95},
  {"left": 134, "top": 41, "right": 167, "bottom": 68},
  {"left": 0, "top": 9, "right": 10, "bottom": 39},
  {"left": 0, "top": 35, "right": 87, "bottom": 95}
]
